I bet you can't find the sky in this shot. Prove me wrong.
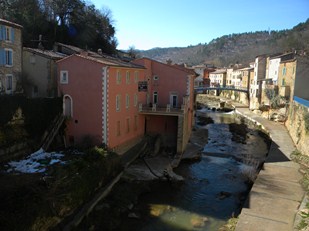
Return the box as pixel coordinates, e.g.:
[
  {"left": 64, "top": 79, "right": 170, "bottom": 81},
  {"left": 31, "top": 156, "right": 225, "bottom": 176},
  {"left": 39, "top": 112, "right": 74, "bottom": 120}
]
[{"left": 91, "top": 0, "right": 309, "bottom": 51}]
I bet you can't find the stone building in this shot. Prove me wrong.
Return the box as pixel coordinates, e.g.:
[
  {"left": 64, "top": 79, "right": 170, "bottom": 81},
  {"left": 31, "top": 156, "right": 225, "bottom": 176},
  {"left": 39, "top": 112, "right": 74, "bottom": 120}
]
[
  {"left": 23, "top": 47, "right": 66, "bottom": 97},
  {"left": 0, "top": 19, "right": 23, "bottom": 95}
]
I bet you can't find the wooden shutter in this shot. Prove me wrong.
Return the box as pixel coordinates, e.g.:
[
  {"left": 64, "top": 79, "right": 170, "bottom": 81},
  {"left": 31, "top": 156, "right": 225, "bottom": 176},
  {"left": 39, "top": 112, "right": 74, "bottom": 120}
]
[{"left": 0, "top": 48, "right": 5, "bottom": 66}]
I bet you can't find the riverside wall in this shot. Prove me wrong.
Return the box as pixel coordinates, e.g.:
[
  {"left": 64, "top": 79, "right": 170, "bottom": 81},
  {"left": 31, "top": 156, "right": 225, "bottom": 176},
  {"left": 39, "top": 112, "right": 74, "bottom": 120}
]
[{"left": 285, "top": 100, "right": 309, "bottom": 156}]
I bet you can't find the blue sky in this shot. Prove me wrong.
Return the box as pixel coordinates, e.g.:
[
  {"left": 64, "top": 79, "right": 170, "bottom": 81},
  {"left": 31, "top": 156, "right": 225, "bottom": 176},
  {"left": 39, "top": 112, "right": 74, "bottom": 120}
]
[{"left": 91, "top": 0, "right": 309, "bottom": 50}]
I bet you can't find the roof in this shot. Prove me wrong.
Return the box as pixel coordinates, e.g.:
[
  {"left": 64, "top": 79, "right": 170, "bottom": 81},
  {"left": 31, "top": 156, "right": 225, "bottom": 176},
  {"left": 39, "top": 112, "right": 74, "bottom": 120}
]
[
  {"left": 270, "top": 52, "right": 294, "bottom": 60},
  {"left": 239, "top": 67, "right": 254, "bottom": 71},
  {"left": 54, "top": 42, "right": 84, "bottom": 54},
  {"left": 133, "top": 57, "right": 197, "bottom": 76},
  {"left": 58, "top": 53, "right": 145, "bottom": 69},
  {"left": 23, "top": 47, "right": 66, "bottom": 60},
  {"left": 210, "top": 69, "right": 227, "bottom": 74},
  {"left": 0, "top": 18, "right": 23, "bottom": 29}
]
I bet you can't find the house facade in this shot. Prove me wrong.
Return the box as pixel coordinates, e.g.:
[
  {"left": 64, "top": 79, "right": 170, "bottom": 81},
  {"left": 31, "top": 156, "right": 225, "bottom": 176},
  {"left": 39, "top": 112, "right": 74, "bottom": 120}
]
[
  {"left": 277, "top": 57, "right": 296, "bottom": 101},
  {"left": 23, "top": 47, "right": 66, "bottom": 98},
  {"left": 0, "top": 19, "right": 23, "bottom": 95},
  {"left": 249, "top": 55, "right": 267, "bottom": 109},
  {"left": 57, "top": 53, "right": 147, "bottom": 153},
  {"left": 209, "top": 69, "right": 227, "bottom": 87},
  {"left": 132, "top": 58, "right": 196, "bottom": 154}
]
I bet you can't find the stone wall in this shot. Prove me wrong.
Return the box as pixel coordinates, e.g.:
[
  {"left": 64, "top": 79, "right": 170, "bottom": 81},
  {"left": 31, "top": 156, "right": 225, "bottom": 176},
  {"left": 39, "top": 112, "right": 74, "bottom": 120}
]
[
  {"left": 285, "top": 101, "right": 309, "bottom": 155},
  {"left": 220, "top": 91, "right": 249, "bottom": 106}
]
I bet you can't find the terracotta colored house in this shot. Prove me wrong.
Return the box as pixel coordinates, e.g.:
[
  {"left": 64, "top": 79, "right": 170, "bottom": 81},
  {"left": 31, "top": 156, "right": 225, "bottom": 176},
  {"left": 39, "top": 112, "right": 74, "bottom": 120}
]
[
  {"left": 57, "top": 53, "right": 147, "bottom": 153},
  {"left": 132, "top": 58, "right": 196, "bottom": 154}
]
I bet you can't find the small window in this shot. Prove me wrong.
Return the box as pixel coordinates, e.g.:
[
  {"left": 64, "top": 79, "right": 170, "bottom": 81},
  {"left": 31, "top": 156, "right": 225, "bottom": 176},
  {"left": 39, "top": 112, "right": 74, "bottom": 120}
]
[
  {"left": 60, "top": 71, "right": 68, "bottom": 84},
  {"left": 282, "top": 78, "right": 286, "bottom": 86},
  {"left": 134, "top": 94, "right": 138, "bottom": 107},
  {"left": 282, "top": 67, "right": 287, "bottom": 76},
  {"left": 116, "top": 95, "right": 121, "bottom": 111},
  {"left": 5, "top": 27, "right": 11, "bottom": 41},
  {"left": 6, "top": 75, "right": 12, "bottom": 90},
  {"left": 153, "top": 91, "right": 158, "bottom": 104},
  {"left": 126, "top": 94, "right": 130, "bottom": 109},
  {"left": 153, "top": 75, "right": 159, "bottom": 80},
  {"left": 5, "top": 49, "right": 13, "bottom": 66},
  {"left": 116, "top": 70, "right": 121, "bottom": 84},
  {"left": 126, "top": 71, "right": 130, "bottom": 84},
  {"left": 134, "top": 71, "right": 139, "bottom": 83}
]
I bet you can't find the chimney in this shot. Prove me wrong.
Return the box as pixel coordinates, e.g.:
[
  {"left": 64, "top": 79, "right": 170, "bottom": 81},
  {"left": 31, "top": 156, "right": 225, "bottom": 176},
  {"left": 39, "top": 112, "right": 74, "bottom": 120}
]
[{"left": 166, "top": 59, "right": 172, "bottom": 65}]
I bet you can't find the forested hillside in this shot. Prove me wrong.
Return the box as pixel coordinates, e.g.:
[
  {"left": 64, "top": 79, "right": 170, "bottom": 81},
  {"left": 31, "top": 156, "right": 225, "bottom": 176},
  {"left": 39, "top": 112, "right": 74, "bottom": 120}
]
[
  {"left": 140, "top": 19, "right": 309, "bottom": 67},
  {"left": 0, "top": 0, "right": 117, "bottom": 54}
]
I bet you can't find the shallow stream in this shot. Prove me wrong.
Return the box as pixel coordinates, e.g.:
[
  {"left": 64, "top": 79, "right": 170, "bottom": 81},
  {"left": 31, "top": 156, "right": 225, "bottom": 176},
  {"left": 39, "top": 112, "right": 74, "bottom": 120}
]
[{"left": 122, "top": 107, "right": 269, "bottom": 230}]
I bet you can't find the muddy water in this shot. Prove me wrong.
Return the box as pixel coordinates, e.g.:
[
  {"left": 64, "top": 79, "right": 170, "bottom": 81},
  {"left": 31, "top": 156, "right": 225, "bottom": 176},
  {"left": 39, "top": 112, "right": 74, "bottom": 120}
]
[{"left": 123, "top": 108, "right": 269, "bottom": 231}]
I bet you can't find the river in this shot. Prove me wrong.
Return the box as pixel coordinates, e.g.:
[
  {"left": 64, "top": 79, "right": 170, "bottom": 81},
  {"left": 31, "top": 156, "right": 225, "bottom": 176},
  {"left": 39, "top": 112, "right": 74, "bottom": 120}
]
[{"left": 119, "top": 106, "right": 269, "bottom": 230}]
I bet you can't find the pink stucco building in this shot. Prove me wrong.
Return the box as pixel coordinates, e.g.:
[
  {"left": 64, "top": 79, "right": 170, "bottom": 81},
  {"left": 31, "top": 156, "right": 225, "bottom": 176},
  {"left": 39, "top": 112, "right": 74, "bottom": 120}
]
[
  {"left": 57, "top": 54, "right": 196, "bottom": 155},
  {"left": 132, "top": 58, "right": 197, "bottom": 154},
  {"left": 57, "top": 53, "right": 147, "bottom": 153}
]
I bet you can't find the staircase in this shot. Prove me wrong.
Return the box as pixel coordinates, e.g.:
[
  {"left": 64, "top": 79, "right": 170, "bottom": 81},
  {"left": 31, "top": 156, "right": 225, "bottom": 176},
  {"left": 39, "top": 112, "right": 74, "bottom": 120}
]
[{"left": 41, "top": 113, "right": 65, "bottom": 151}]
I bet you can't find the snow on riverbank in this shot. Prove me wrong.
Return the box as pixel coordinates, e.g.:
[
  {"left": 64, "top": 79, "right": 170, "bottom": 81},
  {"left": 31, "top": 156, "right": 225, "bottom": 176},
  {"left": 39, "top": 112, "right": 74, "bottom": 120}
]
[{"left": 6, "top": 148, "right": 65, "bottom": 174}]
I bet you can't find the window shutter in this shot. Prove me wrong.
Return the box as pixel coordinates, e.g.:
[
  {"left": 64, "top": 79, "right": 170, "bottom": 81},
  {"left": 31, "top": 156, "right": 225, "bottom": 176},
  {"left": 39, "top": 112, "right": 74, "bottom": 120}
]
[
  {"left": 0, "top": 48, "right": 5, "bottom": 66},
  {"left": 0, "top": 26, "right": 4, "bottom": 40},
  {"left": 11, "top": 28, "right": 14, "bottom": 42}
]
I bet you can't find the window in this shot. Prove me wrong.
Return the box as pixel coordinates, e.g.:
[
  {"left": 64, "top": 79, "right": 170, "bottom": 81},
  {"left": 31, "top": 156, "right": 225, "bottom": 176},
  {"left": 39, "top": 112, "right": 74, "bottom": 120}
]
[
  {"left": 60, "top": 71, "right": 68, "bottom": 84},
  {"left": 282, "top": 67, "right": 287, "bottom": 76},
  {"left": 126, "top": 94, "right": 130, "bottom": 109},
  {"left": 134, "top": 115, "right": 138, "bottom": 131},
  {"left": 5, "top": 27, "right": 11, "bottom": 41},
  {"left": 116, "top": 70, "right": 121, "bottom": 84},
  {"left": 282, "top": 78, "right": 286, "bottom": 86},
  {"left": 126, "top": 118, "right": 130, "bottom": 133},
  {"left": 6, "top": 75, "right": 12, "bottom": 90},
  {"left": 116, "top": 95, "right": 121, "bottom": 111},
  {"left": 116, "top": 121, "right": 121, "bottom": 136},
  {"left": 153, "top": 91, "right": 158, "bottom": 104},
  {"left": 5, "top": 49, "right": 13, "bottom": 66},
  {"left": 134, "top": 71, "right": 138, "bottom": 83},
  {"left": 134, "top": 93, "right": 138, "bottom": 107},
  {"left": 126, "top": 71, "right": 130, "bottom": 84},
  {"left": 170, "top": 94, "right": 178, "bottom": 108}
]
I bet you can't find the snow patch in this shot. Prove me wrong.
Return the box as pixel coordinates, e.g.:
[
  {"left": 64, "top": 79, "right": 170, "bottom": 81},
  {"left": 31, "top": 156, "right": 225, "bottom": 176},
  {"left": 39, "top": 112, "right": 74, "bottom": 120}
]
[{"left": 6, "top": 149, "right": 65, "bottom": 174}]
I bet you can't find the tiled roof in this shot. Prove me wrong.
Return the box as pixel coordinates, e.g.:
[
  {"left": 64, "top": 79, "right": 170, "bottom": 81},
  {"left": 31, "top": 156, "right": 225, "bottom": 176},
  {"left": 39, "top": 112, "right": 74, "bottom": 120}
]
[
  {"left": 59, "top": 53, "right": 145, "bottom": 69},
  {"left": 134, "top": 57, "right": 197, "bottom": 75},
  {"left": 54, "top": 42, "right": 84, "bottom": 53},
  {"left": 23, "top": 47, "right": 66, "bottom": 60}
]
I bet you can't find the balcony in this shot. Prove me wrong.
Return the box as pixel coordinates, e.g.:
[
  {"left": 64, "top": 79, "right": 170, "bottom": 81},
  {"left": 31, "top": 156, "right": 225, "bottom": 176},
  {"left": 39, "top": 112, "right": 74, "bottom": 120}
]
[{"left": 138, "top": 96, "right": 190, "bottom": 116}]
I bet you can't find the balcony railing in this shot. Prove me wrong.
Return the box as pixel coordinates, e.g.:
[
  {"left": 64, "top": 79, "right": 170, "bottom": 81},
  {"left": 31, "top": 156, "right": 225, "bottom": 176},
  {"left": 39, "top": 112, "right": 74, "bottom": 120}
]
[{"left": 138, "top": 96, "right": 190, "bottom": 115}]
